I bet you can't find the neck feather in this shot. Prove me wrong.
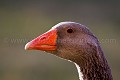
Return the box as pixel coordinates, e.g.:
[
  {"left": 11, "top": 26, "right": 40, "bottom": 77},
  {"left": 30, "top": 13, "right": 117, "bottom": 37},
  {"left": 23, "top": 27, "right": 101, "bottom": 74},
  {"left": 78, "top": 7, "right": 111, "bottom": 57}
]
[{"left": 74, "top": 45, "right": 113, "bottom": 80}]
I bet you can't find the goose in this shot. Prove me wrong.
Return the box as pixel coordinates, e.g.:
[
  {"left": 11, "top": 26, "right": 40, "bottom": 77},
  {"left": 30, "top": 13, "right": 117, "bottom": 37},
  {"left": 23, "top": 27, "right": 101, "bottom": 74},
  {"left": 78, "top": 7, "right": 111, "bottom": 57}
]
[{"left": 25, "top": 21, "right": 113, "bottom": 80}]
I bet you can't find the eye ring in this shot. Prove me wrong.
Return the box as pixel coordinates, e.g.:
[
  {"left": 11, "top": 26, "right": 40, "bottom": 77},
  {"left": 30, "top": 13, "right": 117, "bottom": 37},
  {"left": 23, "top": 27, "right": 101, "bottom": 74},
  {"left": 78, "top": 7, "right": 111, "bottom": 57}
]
[{"left": 67, "top": 28, "right": 73, "bottom": 33}]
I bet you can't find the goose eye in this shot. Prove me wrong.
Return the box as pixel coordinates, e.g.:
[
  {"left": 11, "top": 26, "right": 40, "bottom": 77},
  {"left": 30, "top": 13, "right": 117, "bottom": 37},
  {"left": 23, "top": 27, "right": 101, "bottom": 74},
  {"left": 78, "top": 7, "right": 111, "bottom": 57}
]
[{"left": 67, "top": 29, "right": 73, "bottom": 33}]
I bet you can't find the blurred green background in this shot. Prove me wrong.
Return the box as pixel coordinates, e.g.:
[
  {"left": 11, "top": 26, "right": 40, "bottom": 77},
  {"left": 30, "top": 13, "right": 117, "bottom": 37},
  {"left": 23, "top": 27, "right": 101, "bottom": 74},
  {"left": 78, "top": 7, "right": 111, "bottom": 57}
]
[{"left": 0, "top": 0, "right": 120, "bottom": 80}]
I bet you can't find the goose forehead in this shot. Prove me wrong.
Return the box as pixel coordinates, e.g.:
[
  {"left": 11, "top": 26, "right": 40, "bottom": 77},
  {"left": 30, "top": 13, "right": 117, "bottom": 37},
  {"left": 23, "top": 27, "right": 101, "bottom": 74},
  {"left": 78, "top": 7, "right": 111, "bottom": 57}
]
[{"left": 51, "top": 22, "right": 82, "bottom": 29}]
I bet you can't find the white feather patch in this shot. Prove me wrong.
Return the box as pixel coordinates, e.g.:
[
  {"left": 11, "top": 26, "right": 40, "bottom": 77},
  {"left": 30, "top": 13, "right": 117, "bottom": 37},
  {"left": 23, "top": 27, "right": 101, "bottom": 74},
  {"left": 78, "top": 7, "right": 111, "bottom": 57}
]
[{"left": 74, "top": 63, "right": 84, "bottom": 80}]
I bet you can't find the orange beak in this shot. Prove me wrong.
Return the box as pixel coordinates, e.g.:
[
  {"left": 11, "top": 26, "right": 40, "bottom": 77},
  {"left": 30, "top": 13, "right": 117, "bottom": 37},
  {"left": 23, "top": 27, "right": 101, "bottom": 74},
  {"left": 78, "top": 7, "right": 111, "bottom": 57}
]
[{"left": 25, "top": 29, "right": 57, "bottom": 51}]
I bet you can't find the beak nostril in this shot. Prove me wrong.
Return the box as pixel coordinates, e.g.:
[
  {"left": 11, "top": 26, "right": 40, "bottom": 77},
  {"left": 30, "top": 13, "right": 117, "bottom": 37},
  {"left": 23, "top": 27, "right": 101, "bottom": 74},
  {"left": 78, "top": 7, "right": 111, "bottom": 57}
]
[{"left": 40, "top": 36, "right": 46, "bottom": 40}]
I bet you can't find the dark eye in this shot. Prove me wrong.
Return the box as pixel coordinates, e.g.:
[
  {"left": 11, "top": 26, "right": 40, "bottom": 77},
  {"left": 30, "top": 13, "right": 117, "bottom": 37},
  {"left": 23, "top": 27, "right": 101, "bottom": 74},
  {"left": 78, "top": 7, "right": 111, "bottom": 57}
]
[{"left": 67, "top": 29, "right": 73, "bottom": 33}]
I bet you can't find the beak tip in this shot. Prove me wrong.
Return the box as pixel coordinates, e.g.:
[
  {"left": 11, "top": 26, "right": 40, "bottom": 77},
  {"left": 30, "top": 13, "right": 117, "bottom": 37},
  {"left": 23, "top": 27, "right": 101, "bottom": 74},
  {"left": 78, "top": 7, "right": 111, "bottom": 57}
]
[{"left": 25, "top": 42, "right": 30, "bottom": 50}]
